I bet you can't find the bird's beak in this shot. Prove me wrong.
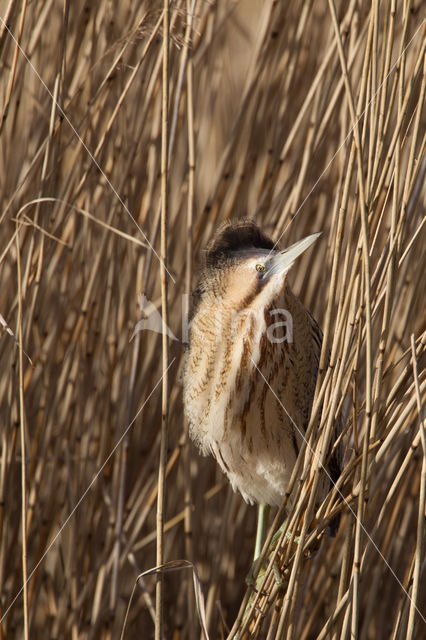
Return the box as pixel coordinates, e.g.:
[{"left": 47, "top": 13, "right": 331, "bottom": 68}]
[{"left": 267, "top": 232, "right": 321, "bottom": 276}]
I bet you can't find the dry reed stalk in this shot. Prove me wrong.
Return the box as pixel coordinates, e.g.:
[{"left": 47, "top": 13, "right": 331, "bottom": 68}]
[
  {"left": 16, "top": 223, "right": 29, "bottom": 640},
  {"left": 184, "top": 2, "right": 196, "bottom": 637},
  {"left": 155, "top": 2, "right": 170, "bottom": 639}
]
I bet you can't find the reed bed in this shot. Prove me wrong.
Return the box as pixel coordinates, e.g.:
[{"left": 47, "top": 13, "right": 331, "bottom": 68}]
[{"left": 0, "top": 1, "right": 425, "bottom": 638}]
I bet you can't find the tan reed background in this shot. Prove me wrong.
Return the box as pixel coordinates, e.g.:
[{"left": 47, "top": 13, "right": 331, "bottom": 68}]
[{"left": 0, "top": 1, "right": 425, "bottom": 638}]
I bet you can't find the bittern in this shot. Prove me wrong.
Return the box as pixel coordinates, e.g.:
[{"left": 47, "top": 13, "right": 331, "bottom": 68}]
[{"left": 183, "top": 219, "right": 337, "bottom": 554}]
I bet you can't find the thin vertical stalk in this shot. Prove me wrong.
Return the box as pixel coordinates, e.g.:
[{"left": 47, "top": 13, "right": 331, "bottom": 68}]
[
  {"left": 372, "top": 0, "right": 396, "bottom": 186},
  {"left": 370, "top": 0, "right": 407, "bottom": 444},
  {"left": 0, "top": 0, "right": 27, "bottom": 134},
  {"left": 366, "top": 0, "right": 379, "bottom": 193},
  {"left": 184, "top": 2, "right": 196, "bottom": 636},
  {"left": 155, "top": 2, "right": 170, "bottom": 639},
  {"left": 406, "top": 335, "right": 426, "bottom": 640},
  {"left": 16, "top": 225, "right": 29, "bottom": 640},
  {"left": 185, "top": 0, "right": 196, "bottom": 298}
]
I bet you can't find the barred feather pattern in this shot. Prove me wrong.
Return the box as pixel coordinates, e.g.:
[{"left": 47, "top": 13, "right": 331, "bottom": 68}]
[{"left": 184, "top": 278, "right": 323, "bottom": 507}]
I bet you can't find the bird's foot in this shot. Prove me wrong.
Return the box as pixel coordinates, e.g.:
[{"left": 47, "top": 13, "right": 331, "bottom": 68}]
[
  {"left": 246, "top": 529, "right": 299, "bottom": 589},
  {"left": 271, "top": 527, "right": 301, "bottom": 547},
  {"left": 246, "top": 556, "right": 289, "bottom": 590}
]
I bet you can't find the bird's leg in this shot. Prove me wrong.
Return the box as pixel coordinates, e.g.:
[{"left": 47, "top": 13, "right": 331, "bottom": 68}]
[
  {"left": 254, "top": 503, "right": 270, "bottom": 561},
  {"left": 246, "top": 503, "right": 269, "bottom": 588}
]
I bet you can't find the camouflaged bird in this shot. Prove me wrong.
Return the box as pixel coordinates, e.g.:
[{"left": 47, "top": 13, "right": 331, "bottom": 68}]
[{"left": 184, "top": 219, "right": 337, "bottom": 508}]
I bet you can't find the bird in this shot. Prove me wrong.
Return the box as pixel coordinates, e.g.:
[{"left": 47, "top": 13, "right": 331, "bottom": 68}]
[{"left": 183, "top": 219, "right": 339, "bottom": 540}]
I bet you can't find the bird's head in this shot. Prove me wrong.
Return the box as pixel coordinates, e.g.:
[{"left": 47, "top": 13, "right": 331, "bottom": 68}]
[{"left": 194, "top": 219, "right": 320, "bottom": 320}]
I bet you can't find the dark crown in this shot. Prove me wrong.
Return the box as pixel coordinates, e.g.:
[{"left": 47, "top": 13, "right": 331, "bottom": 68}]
[{"left": 205, "top": 219, "right": 276, "bottom": 268}]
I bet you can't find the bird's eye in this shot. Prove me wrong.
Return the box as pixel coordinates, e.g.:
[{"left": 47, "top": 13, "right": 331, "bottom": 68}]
[{"left": 255, "top": 263, "right": 265, "bottom": 273}]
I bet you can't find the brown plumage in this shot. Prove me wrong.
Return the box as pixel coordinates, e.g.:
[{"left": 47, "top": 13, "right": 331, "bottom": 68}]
[{"left": 184, "top": 219, "right": 337, "bottom": 508}]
